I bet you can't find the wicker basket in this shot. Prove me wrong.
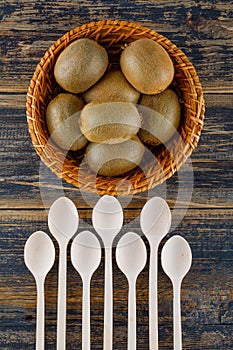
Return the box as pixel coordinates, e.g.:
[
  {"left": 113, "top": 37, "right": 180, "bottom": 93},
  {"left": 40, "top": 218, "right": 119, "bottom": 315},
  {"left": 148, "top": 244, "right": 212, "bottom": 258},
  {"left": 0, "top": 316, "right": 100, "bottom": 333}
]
[{"left": 26, "top": 20, "right": 205, "bottom": 196}]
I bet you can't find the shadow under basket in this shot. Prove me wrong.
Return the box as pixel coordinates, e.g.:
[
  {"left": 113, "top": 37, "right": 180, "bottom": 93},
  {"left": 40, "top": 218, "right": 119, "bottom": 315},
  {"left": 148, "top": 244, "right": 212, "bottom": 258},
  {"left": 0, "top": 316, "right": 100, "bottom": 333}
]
[{"left": 26, "top": 20, "right": 205, "bottom": 196}]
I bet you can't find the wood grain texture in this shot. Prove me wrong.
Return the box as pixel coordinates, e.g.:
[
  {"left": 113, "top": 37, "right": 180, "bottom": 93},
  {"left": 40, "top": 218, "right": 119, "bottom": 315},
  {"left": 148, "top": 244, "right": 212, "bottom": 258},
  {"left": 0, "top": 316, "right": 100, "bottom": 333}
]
[
  {"left": 0, "top": 209, "right": 232, "bottom": 349},
  {"left": 1, "top": 0, "right": 233, "bottom": 349},
  {"left": 0, "top": 1, "right": 233, "bottom": 92}
]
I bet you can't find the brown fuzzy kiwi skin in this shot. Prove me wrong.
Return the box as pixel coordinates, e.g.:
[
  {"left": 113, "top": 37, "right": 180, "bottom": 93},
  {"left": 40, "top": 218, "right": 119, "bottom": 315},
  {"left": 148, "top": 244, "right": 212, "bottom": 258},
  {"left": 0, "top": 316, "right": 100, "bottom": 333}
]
[
  {"left": 54, "top": 38, "right": 109, "bottom": 94},
  {"left": 120, "top": 38, "right": 174, "bottom": 95},
  {"left": 86, "top": 136, "right": 145, "bottom": 177},
  {"left": 80, "top": 101, "right": 142, "bottom": 144},
  {"left": 46, "top": 93, "right": 88, "bottom": 151},
  {"left": 83, "top": 70, "right": 140, "bottom": 104},
  {"left": 138, "top": 88, "right": 181, "bottom": 146}
]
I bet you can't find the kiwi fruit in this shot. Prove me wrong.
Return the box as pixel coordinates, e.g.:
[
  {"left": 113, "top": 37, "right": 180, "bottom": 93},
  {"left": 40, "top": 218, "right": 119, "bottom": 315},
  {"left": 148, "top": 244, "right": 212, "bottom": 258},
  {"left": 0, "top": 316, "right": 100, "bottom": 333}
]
[
  {"left": 80, "top": 101, "right": 142, "bottom": 144},
  {"left": 120, "top": 38, "right": 174, "bottom": 94},
  {"left": 46, "top": 93, "right": 88, "bottom": 151},
  {"left": 86, "top": 136, "right": 145, "bottom": 177},
  {"left": 83, "top": 70, "right": 140, "bottom": 104},
  {"left": 54, "top": 38, "right": 108, "bottom": 93},
  {"left": 138, "top": 88, "right": 181, "bottom": 146}
]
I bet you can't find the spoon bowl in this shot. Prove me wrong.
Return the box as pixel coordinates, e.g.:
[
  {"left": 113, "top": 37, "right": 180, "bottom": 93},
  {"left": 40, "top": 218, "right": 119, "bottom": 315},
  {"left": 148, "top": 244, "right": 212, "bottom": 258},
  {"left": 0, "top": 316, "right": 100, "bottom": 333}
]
[
  {"left": 140, "top": 196, "right": 171, "bottom": 241},
  {"left": 116, "top": 232, "right": 147, "bottom": 280},
  {"left": 48, "top": 196, "right": 79, "bottom": 243},
  {"left": 161, "top": 235, "right": 192, "bottom": 283},
  {"left": 71, "top": 230, "right": 101, "bottom": 278},
  {"left": 92, "top": 195, "right": 123, "bottom": 247},
  {"left": 24, "top": 230, "right": 55, "bottom": 278}
]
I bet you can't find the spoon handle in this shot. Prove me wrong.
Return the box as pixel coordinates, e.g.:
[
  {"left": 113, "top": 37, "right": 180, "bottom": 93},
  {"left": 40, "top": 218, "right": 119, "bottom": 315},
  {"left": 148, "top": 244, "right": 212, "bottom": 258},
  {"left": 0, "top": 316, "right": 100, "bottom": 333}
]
[
  {"left": 128, "top": 279, "right": 137, "bottom": 350},
  {"left": 36, "top": 278, "right": 45, "bottom": 350},
  {"left": 104, "top": 248, "right": 113, "bottom": 350},
  {"left": 173, "top": 281, "right": 182, "bottom": 350},
  {"left": 149, "top": 247, "right": 159, "bottom": 350},
  {"left": 82, "top": 277, "right": 91, "bottom": 350},
  {"left": 57, "top": 244, "right": 67, "bottom": 350}
]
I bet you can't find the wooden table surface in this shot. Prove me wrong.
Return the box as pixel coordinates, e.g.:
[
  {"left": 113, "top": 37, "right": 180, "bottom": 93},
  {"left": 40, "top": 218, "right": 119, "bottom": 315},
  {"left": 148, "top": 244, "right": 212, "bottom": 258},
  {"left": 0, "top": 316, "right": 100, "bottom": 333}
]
[{"left": 1, "top": 1, "right": 233, "bottom": 349}]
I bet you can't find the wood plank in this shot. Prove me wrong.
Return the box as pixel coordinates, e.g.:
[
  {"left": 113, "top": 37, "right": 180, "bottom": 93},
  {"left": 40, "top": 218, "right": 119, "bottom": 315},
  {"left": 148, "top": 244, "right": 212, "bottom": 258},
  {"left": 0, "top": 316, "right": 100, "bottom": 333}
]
[
  {"left": 1, "top": 1, "right": 233, "bottom": 92},
  {"left": 0, "top": 208, "right": 232, "bottom": 261},
  {"left": 0, "top": 209, "right": 232, "bottom": 349},
  {"left": 1, "top": 93, "right": 233, "bottom": 209}
]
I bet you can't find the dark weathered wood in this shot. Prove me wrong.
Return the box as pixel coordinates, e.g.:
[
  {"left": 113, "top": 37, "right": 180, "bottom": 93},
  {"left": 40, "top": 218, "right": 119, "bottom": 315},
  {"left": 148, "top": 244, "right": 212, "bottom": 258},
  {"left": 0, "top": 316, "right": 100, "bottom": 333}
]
[
  {"left": 1, "top": 208, "right": 232, "bottom": 258},
  {"left": 0, "top": 1, "right": 233, "bottom": 92},
  {"left": 0, "top": 209, "right": 232, "bottom": 349},
  {"left": 1, "top": 0, "right": 233, "bottom": 349}
]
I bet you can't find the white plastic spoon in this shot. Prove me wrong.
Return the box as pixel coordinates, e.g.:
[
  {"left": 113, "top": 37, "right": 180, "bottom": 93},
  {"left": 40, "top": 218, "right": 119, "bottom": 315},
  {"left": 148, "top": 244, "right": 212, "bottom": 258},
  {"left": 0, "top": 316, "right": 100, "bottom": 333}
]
[
  {"left": 116, "top": 232, "right": 147, "bottom": 350},
  {"left": 92, "top": 195, "right": 123, "bottom": 350},
  {"left": 140, "top": 196, "right": 171, "bottom": 350},
  {"left": 71, "top": 231, "right": 101, "bottom": 350},
  {"left": 161, "top": 235, "right": 192, "bottom": 350},
  {"left": 24, "top": 231, "right": 55, "bottom": 350},
  {"left": 48, "top": 197, "right": 79, "bottom": 350}
]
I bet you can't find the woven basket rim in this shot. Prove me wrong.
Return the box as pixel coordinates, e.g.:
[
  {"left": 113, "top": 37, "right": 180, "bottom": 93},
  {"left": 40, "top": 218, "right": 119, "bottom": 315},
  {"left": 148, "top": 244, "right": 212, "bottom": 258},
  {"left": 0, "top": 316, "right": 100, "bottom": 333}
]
[{"left": 26, "top": 19, "right": 205, "bottom": 196}]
